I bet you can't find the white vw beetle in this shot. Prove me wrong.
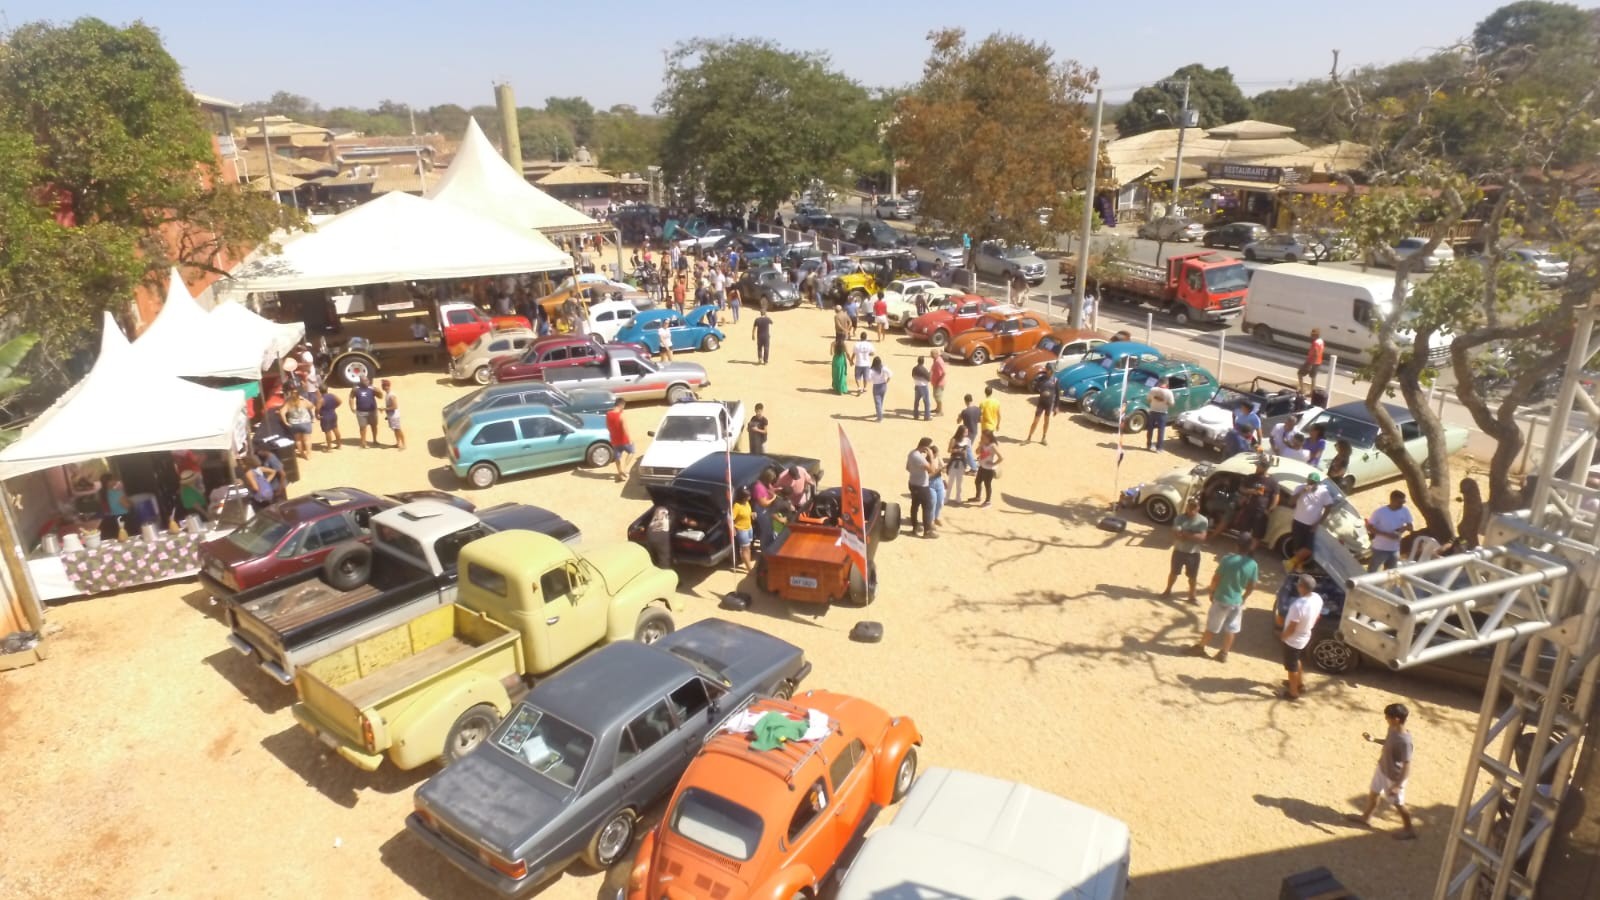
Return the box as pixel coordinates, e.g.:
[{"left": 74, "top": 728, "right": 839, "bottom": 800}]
[{"left": 1130, "top": 455, "right": 1371, "bottom": 561}]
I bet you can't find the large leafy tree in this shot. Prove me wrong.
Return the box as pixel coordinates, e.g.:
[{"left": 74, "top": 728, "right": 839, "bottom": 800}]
[
  {"left": 1472, "top": 0, "right": 1594, "bottom": 55},
  {"left": 1331, "top": 3, "right": 1600, "bottom": 535},
  {"left": 1116, "top": 63, "right": 1253, "bottom": 137},
  {"left": 891, "top": 29, "right": 1096, "bottom": 249},
  {"left": 0, "top": 18, "right": 297, "bottom": 392},
  {"left": 590, "top": 106, "right": 664, "bottom": 173},
  {"left": 656, "top": 38, "right": 877, "bottom": 215}
]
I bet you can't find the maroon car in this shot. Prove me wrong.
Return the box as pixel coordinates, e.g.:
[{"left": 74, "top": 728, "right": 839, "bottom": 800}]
[
  {"left": 490, "top": 334, "right": 645, "bottom": 384},
  {"left": 197, "top": 488, "right": 469, "bottom": 598}
]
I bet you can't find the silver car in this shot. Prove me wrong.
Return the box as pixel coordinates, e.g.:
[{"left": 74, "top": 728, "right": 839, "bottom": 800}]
[
  {"left": 875, "top": 197, "right": 914, "bottom": 219},
  {"left": 1242, "top": 232, "right": 1321, "bottom": 263},
  {"left": 911, "top": 234, "right": 966, "bottom": 268},
  {"left": 1137, "top": 216, "right": 1205, "bottom": 242},
  {"left": 975, "top": 241, "right": 1046, "bottom": 285},
  {"left": 1504, "top": 247, "right": 1569, "bottom": 288},
  {"left": 1370, "top": 237, "right": 1455, "bottom": 271}
]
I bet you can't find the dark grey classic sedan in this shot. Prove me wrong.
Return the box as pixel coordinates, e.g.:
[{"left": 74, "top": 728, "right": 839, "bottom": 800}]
[{"left": 405, "top": 618, "right": 810, "bottom": 895}]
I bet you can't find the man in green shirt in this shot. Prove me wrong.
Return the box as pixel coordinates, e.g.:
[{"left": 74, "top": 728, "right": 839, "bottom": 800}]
[
  {"left": 1161, "top": 497, "right": 1209, "bottom": 603},
  {"left": 1192, "top": 536, "right": 1260, "bottom": 662}
]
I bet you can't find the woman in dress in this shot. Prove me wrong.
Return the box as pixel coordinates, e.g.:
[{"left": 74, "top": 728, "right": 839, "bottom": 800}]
[{"left": 830, "top": 339, "right": 850, "bottom": 395}]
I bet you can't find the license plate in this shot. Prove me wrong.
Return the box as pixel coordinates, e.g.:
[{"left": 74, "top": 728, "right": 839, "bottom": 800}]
[
  {"left": 1187, "top": 435, "right": 1205, "bottom": 448},
  {"left": 788, "top": 575, "right": 818, "bottom": 590}
]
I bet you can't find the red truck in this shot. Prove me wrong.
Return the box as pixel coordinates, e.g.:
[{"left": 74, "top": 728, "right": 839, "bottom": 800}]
[{"left": 1093, "top": 252, "right": 1249, "bottom": 327}]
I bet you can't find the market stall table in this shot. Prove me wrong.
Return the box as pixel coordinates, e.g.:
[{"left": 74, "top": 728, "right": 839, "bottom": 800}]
[{"left": 28, "top": 529, "right": 230, "bottom": 601}]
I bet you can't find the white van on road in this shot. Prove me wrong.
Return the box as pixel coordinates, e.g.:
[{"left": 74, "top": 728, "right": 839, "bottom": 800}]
[{"left": 1241, "top": 263, "right": 1448, "bottom": 365}]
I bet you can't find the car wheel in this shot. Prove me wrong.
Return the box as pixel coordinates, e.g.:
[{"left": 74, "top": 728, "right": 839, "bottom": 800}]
[
  {"left": 1339, "top": 474, "right": 1356, "bottom": 493},
  {"left": 584, "top": 808, "right": 637, "bottom": 870},
  {"left": 1125, "top": 410, "right": 1148, "bottom": 433},
  {"left": 969, "top": 347, "right": 989, "bottom": 365},
  {"left": 877, "top": 502, "right": 902, "bottom": 541},
  {"left": 773, "top": 678, "right": 796, "bottom": 701},
  {"left": 633, "top": 607, "right": 674, "bottom": 644},
  {"left": 335, "top": 353, "right": 377, "bottom": 387},
  {"left": 1203, "top": 235, "right": 1216, "bottom": 248},
  {"left": 1311, "top": 637, "right": 1359, "bottom": 674},
  {"left": 585, "top": 442, "right": 614, "bottom": 468},
  {"left": 891, "top": 747, "right": 919, "bottom": 802},
  {"left": 847, "top": 563, "right": 870, "bottom": 606},
  {"left": 1171, "top": 306, "right": 1192, "bottom": 326},
  {"left": 1251, "top": 324, "right": 1274, "bottom": 346},
  {"left": 321, "top": 542, "right": 373, "bottom": 591},
  {"left": 665, "top": 383, "right": 691, "bottom": 404},
  {"left": 443, "top": 703, "right": 500, "bottom": 764},
  {"left": 1275, "top": 532, "right": 1301, "bottom": 560},
  {"left": 850, "top": 288, "right": 868, "bottom": 303},
  {"left": 1285, "top": 253, "right": 1298, "bottom": 263},
  {"left": 930, "top": 329, "right": 950, "bottom": 348},
  {"left": 1080, "top": 387, "right": 1099, "bottom": 408},
  {"left": 1244, "top": 248, "right": 1257, "bottom": 261},
  {"left": 700, "top": 334, "right": 720, "bottom": 352},
  {"left": 467, "top": 462, "right": 498, "bottom": 489},
  {"left": 472, "top": 365, "right": 491, "bottom": 386},
  {"left": 1143, "top": 494, "right": 1176, "bottom": 525}
]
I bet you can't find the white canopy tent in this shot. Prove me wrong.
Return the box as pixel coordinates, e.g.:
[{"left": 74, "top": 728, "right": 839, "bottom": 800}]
[
  {"left": 217, "top": 191, "right": 572, "bottom": 296},
  {"left": 208, "top": 300, "right": 305, "bottom": 364},
  {"left": 428, "top": 118, "right": 600, "bottom": 234},
  {"left": 0, "top": 313, "right": 247, "bottom": 481},
  {"left": 132, "top": 270, "right": 303, "bottom": 380}
]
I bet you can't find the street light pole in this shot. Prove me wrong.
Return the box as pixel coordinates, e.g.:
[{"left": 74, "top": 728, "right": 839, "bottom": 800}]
[
  {"left": 1169, "top": 77, "right": 1192, "bottom": 214},
  {"left": 1071, "top": 89, "right": 1104, "bottom": 330}
]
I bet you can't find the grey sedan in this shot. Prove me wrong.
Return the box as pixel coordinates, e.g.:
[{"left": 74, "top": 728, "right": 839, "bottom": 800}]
[
  {"left": 406, "top": 619, "right": 810, "bottom": 895},
  {"left": 1242, "top": 232, "right": 1321, "bottom": 262}
]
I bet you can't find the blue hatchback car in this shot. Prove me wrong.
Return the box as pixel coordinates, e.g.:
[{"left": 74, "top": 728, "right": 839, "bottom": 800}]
[
  {"left": 615, "top": 305, "right": 724, "bottom": 353},
  {"left": 447, "top": 404, "right": 615, "bottom": 489},
  {"left": 1053, "top": 340, "right": 1164, "bottom": 408}
]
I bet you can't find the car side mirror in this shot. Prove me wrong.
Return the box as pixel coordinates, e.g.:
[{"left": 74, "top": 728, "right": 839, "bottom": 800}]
[{"left": 647, "top": 430, "right": 656, "bottom": 437}]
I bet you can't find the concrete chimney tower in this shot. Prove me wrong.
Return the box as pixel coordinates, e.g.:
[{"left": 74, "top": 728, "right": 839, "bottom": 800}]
[{"left": 493, "top": 82, "right": 522, "bottom": 174}]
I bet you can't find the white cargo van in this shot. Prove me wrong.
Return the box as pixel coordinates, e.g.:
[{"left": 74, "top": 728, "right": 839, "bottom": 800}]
[{"left": 1242, "top": 263, "right": 1448, "bottom": 364}]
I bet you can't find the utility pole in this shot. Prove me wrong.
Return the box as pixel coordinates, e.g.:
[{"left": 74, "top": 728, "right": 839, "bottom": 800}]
[
  {"left": 1169, "top": 77, "right": 1192, "bottom": 215},
  {"left": 409, "top": 106, "right": 426, "bottom": 194},
  {"left": 1071, "top": 89, "right": 1104, "bottom": 330}
]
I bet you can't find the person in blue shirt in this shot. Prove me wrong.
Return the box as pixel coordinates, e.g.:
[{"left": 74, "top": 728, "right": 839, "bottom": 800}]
[{"left": 1233, "top": 399, "right": 1262, "bottom": 435}]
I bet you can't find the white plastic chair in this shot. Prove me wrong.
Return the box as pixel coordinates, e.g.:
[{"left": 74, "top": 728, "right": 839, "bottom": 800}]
[{"left": 1408, "top": 535, "right": 1442, "bottom": 562}]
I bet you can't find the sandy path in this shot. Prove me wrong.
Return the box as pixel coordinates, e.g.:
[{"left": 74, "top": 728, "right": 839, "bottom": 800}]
[{"left": 0, "top": 301, "right": 1484, "bottom": 899}]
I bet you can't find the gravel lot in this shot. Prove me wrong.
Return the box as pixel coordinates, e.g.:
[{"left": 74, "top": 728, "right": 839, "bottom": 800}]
[{"left": 0, "top": 301, "right": 1486, "bottom": 899}]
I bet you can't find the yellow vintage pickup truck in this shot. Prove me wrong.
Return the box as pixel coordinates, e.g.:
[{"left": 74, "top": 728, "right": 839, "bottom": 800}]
[{"left": 290, "top": 530, "right": 679, "bottom": 771}]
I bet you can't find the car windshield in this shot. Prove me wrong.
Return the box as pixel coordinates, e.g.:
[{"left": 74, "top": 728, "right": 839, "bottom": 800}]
[
  {"left": 491, "top": 705, "right": 593, "bottom": 789},
  {"left": 670, "top": 787, "right": 763, "bottom": 861},
  {"left": 1036, "top": 336, "right": 1062, "bottom": 353},
  {"left": 226, "top": 512, "right": 292, "bottom": 555},
  {"left": 1205, "top": 265, "right": 1251, "bottom": 293},
  {"left": 657, "top": 415, "right": 719, "bottom": 442},
  {"left": 1311, "top": 412, "right": 1381, "bottom": 447},
  {"left": 550, "top": 409, "right": 582, "bottom": 430}
]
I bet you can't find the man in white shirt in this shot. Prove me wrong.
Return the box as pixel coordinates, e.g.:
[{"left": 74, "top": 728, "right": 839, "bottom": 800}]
[
  {"left": 1146, "top": 377, "right": 1175, "bottom": 451},
  {"left": 1277, "top": 574, "right": 1323, "bottom": 700},
  {"left": 1285, "top": 472, "right": 1338, "bottom": 573},
  {"left": 1366, "top": 490, "right": 1415, "bottom": 571},
  {"left": 853, "top": 332, "right": 875, "bottom": 394}
]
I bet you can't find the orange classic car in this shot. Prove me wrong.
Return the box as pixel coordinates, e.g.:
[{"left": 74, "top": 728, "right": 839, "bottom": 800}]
[
  {"left": 625, "top": 690, "right": 921, "bottom": 900},
  {"left": 998, "top": 327, "right": 1110, "bottom": 388},
  {"left": 942, "top": 309, "right": 1053, "bottom": 364}
]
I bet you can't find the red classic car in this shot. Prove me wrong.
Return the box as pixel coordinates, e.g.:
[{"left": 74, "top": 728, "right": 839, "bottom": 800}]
[
  {"left": 196, "top": 488, "right": 471, "bottom": 598},
  {"left": 489, "top": 335, "right": 642, "bottom": 384},
  {"left": 904, "top": 295, "right": 1015, "bottom": 347}
]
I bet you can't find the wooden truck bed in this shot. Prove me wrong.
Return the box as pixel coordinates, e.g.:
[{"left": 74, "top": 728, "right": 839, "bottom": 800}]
[{"left": 762, "top": 521, "right": 850, "bottom": 604}]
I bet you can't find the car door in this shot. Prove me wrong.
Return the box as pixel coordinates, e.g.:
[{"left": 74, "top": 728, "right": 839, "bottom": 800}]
[
  {"left": 665, "top": 677, "right": 726, "bottom": 758},
  {"left": 1016, "top": 317, "right": 1043, "bottom": 353},
  {"left": 466, "top": 420, "right": 519, "bottom": 470},
  {"left": 1163, "top": 373, "right": 1192, "bottom": 413},
  {"left": 993, "top": 318, "right": 1020, "bottom": 355},
  {"left": 536, "top": 562, "right": 608, "bottom": 661},
  {"left": 781, "top": 776, "right": 835, "bottom": 884},
  {"left": 517, "top": 415, "right": 568, "bottom": 468},
  {"left": 1399, "top": 419, "right": 1427, "bottom": 472},
  {"left": 825, "top": 738, "right": 871, "bottom": 863},
  {"left": 612, "top": 697, "right": 685, "bottom": 809},
  {"left": 1180, "top": 371, "right": 1215, "bottom": 412}
]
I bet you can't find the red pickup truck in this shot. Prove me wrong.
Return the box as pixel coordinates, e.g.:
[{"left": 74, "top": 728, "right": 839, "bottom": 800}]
[{"left": 1093, "top": 252, "right": 1249, "bottom": 326}]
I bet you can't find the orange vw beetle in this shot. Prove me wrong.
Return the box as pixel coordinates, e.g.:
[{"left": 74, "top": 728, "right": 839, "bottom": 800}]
[{"left": 625, "top": 690, "right": 921, "bottom": 900}]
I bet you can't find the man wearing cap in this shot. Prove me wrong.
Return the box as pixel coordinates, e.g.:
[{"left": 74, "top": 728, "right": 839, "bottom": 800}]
[
  {"left": 1277, "top": 574, "right": 1323, "bottom": 700},
  {"left": 1285, "top": 471, "right": 1337, "bottom": 572},
  {"left": 1211, "top": 455, "right": 1280, "bottom": 551}
]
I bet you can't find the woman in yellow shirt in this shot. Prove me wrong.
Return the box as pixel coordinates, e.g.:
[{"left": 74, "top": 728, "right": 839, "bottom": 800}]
[{"left": 731, "top": 487, "right": 755, "bottom": 571}]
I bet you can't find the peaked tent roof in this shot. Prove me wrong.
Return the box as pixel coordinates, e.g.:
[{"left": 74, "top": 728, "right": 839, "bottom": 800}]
[
  {"left": 0, "top": 313, "right": 246, "bottom": 480},
  {"left": 428, "top": 118, "right": 598, "bottom": 233},
  {"left": 208, "top": 301, "right": 305, "bottom": 363},
  {"left": 219, "top": 191, "right": 572, "bottom": 295},
  {"left": 132, "top": 269, "right": 302, "bottom": 379},
  {"left": 1205, "top": 119, "right": 1299, "bottom": 139}
]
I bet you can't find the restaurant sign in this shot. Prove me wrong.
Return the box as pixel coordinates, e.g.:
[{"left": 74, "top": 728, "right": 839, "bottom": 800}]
[{"left": 1208, "top": 163, "right": 1292, "bottom": 183}]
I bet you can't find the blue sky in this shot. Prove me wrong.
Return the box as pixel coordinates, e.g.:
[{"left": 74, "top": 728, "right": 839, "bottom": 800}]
[{"left": 2, "top": 1, "right": 1513, "bottom": 111}]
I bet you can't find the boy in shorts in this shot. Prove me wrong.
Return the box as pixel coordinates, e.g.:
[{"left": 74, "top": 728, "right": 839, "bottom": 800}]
[
  {"left": 1193, "top": 536, "right": 1260, "bottom": 662},
  {"left": 1348, "top": 703, "right": 1417, "bottom": 839}
]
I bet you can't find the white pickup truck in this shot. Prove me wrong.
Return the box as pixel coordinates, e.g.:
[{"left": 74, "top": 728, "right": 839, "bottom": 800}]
[
  {"left": 224, "top": 499, "right": 578, "bottom": 685},
  {"left": 636, "top": 399, "right": 746, "bottom": 484}
]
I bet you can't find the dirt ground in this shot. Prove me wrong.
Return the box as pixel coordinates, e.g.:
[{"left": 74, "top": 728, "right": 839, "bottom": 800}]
[{"left": 0, "top": 301, "right": 1489, "bottom": 899}]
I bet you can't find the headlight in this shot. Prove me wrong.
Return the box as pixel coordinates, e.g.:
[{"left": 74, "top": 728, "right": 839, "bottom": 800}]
[{"left": 1065, "top": 386, "right": 1077, "bottom": 397}]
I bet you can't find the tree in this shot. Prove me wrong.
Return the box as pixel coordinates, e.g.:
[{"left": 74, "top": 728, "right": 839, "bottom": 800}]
[
  {"left": 1328, "top": 2, "right": 1600, "bottom": 535},
  {"left": 1116, "top": 64, "right": 1253, "bottom": 137},
  {"left": 0, "top": 334, "right": 40, "bottom": 443},
  {"left": 656, "top": 37, "right": 876, "bottom": 215},
  {"left": 516, "top": 109, "right": 576, "bottom": 160},
  {"left": 544, "top": 96, "right": 596, "bottom": 146},
  {"left": 891, "top": 29, "right": 1096, "bottom": 249},
  {"left": 1251, "top": 82, "right": 1353, "bottom": 145},
  {"left": 0, "top": 18, "right": 298, "bottom": 392},
  {"left": 240, "top": 90, "right": 320, "bottom": 122},
  {"left": 590, "top": 108, "right": 663, "bottom": 173},
  {"left": 1472, "top": 0, "right": 1593, "bottom": 56}
]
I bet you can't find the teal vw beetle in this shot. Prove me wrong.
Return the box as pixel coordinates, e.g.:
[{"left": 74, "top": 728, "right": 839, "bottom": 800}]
[
  {"left": 447, "top": 404, "right": 615, "bottom": 488},
  {"left": 1052, "top": 341, "right": 1163, "bottom": 408},
  {"left": 1082, "top": 359, "right": 1219, "bottom": 432}
]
